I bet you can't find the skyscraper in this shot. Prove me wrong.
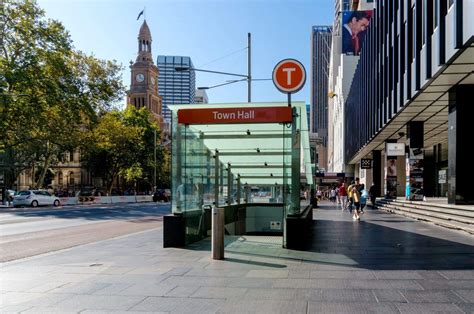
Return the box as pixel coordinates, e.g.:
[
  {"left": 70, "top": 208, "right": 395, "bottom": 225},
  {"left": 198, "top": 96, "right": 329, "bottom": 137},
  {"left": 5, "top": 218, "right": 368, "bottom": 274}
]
[
  {"left": 310, "top": 25, "right": 332, "bottom": 171},
  {"left": 157, "top": 56, "right": 196, "bottom": 123}
]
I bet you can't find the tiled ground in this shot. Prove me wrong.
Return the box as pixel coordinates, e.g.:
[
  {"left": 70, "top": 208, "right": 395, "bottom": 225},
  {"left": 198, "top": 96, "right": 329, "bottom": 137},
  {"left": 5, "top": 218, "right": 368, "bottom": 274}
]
[{"left": 1, "top": 201, "right": 473, "bottom": 313}]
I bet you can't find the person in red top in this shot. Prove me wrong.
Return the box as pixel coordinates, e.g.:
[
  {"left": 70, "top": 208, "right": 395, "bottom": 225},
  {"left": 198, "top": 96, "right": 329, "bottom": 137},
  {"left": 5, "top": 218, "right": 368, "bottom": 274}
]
[{"left": 339, "top": 182, "right": 348, "bottom": 211}]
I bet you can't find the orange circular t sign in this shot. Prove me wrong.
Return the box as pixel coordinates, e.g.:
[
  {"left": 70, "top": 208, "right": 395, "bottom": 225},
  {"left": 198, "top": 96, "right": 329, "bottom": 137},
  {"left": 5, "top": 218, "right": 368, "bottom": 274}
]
[{"left": 272, "top": 59, "right": 306, "bottom": 93}]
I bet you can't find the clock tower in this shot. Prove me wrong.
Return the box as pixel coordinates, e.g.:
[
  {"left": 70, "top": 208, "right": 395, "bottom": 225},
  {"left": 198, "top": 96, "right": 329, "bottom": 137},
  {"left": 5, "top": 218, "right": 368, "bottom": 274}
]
[{"left": 127, "top": 20, "right": 163, "bottom": 123}]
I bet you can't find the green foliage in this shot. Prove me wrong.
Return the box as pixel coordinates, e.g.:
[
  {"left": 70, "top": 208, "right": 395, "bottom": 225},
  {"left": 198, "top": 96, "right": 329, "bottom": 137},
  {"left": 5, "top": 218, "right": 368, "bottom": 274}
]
[
  {"left": 81, "top": 106, "right": 162, "bottom": 194},
  {"left": 0, "top": 0, "right": 124, "bottom": 188}
]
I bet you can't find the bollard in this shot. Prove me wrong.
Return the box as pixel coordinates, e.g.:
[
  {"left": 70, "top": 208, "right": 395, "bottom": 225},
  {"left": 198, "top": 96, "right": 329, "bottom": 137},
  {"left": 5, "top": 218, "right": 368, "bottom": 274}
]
[{"left": 211, "top": 206, "right": 224, "bottom": 260}]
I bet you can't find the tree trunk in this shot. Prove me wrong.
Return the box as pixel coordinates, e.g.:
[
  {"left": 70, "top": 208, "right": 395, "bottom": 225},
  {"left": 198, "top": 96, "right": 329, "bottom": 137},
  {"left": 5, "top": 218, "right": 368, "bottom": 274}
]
[{"left": 35, "top": 141, "right": 52, "bottom": 189}]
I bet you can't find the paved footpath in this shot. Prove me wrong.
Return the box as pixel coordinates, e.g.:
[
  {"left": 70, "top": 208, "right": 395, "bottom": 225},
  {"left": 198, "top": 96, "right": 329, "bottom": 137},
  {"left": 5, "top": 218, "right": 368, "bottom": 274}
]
[{"left": 1, "top": 202, "right": 473, "bottom": 313}]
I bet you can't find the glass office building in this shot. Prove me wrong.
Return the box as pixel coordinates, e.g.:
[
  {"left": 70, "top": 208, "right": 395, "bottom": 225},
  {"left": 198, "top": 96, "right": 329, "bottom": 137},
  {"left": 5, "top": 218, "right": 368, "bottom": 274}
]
[
  {"left": 157, "top": 56, "right": 196, "bottom": 123},
  {"left": 310, "top": 26, "right": 332, "bottom": 170},
  {"left": 341, "top": 0, "right": 474, "bottom": 204}
]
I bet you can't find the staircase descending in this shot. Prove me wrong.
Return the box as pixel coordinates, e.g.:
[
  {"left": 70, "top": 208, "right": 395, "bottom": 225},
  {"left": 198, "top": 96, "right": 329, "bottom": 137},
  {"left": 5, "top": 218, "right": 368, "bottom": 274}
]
[{"left": 375, "top": 198, "right": 474, "bottom": 235}]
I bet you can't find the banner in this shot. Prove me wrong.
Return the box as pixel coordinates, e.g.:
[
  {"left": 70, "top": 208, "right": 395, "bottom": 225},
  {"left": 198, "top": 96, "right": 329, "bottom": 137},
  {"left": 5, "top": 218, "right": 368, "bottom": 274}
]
[{"left": 342, "top": 10, "right": 373, "bottom": 56}]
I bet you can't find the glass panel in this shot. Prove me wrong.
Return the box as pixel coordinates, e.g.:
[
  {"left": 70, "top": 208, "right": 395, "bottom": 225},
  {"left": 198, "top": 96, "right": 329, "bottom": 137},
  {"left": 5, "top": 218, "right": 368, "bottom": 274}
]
[{"left": 170, "top": 102, "right": 313, "bottom": 245}]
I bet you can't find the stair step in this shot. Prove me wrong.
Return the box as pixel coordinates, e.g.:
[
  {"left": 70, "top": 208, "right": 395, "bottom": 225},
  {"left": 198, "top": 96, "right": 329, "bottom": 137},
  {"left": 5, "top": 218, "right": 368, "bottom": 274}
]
[
  {"left": 378, "top": 199, "right": 474, "bottom": 214},
  {"left": 380, "top": 206, "right": 474, "bottom": 235},
  {"left": 378, "top": 203, "right": 474, "bottom": 225}
]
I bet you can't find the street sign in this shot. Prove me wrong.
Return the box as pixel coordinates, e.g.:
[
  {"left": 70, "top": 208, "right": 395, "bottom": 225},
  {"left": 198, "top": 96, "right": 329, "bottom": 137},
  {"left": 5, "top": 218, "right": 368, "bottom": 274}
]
[
  {"left": 178, "top": 106, "right": 292, "bottom": 124},
  {"left": 272, "top": 59, "right": 306, "bottom": 94},
  {"left": 361, "top": 159, "right": 372, "bottom": 169}
]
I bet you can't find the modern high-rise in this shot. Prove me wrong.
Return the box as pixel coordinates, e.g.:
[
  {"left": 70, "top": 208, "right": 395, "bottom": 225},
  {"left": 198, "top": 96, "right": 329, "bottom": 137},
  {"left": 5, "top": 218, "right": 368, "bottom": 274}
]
[
  {"left": 310, "top": 26, "right": 332, "bottom": 171},
  {"left": 157, "top": 56, "right": 196, "bottom": 123},
  {"left": 329, "top": 0, "right": 474, "bottom": 205}
]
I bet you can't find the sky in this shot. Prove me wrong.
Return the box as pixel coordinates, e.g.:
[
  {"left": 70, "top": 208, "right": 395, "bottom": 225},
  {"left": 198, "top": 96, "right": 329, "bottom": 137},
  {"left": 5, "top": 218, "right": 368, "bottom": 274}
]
[{"left": 37, "top": 0, "right": 334, "bottom": 106}]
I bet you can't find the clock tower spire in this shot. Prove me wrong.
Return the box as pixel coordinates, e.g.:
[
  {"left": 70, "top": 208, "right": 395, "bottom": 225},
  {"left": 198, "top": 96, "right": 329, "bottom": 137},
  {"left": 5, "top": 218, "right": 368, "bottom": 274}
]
[{"left": 127, "top": 20, "right": 163, "bottom": 124}]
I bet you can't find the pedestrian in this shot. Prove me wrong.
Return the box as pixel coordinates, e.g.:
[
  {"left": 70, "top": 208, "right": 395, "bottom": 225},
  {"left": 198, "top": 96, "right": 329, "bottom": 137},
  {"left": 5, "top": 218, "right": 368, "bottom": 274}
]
[
  {"left": 347, "top": 180, "right": 355, "bottom": 212},
  {"left": 330, "top": 187, "right": 336, "bottom": 203},
  {"left": 351, "top": 184, "right": 361, "bottom": 220},
  {"left": 359, "top": 184, "right": 368, "bottom": 214},
  {"left": 339, "top": 182, "right": 348, "bottom": 211},
  {"left": 368, "top": 182, "right": 377, "bottom": 208},
  {"left": 316, "top": 187, "right": 322, "bottom": 201}
]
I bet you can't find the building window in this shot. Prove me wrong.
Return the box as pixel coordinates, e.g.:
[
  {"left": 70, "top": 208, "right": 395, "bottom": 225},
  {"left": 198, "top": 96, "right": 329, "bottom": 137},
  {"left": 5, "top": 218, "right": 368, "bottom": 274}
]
[
  {"left": 69, "top": 172, "right": 74, "bottom": 186},
  {"left": 58, "top": 172, "right": 63, "bottom": 186}
]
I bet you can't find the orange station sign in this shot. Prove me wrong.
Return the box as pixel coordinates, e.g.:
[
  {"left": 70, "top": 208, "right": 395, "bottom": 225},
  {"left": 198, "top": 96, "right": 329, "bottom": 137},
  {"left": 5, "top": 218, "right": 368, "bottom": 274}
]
[
  {"left": 178, "top": 107, "right": 292, "bottom": 125},
  {"left": 272, "top": 59, "right": 306, "bottom": 94}
]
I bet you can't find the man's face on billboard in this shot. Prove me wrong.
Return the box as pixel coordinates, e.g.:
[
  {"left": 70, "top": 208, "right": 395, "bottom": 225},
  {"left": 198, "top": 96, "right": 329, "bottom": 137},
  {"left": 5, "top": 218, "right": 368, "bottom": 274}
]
[{"left": 351, "top": 17, "right": 370, "bottom": 34}]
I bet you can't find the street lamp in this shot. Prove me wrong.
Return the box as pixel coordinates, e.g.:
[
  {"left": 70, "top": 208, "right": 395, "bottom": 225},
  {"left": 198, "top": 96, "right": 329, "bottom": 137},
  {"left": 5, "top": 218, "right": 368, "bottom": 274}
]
[
  {"left": 175, "top": 33, "right": 252, "bottom": 102},
  {"left": 175, "top": 67, "right": 251, "bottom": 101}
]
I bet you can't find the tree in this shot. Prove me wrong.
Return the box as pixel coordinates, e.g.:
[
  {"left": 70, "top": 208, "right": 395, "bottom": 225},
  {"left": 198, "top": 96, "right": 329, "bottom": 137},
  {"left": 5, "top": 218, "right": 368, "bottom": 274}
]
[
  {"left": 82, "top": 106, "right": 162, "bottom": 194},
  {"left": 0, "top": 0, "right": 124, "bottom": 188}
]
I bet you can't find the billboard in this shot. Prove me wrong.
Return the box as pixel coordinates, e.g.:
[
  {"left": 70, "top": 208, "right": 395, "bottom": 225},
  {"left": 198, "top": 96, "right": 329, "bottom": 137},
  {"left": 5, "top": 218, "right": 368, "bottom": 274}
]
[{"left": 342, "top": 10, "right": 373, "bottom": 56}]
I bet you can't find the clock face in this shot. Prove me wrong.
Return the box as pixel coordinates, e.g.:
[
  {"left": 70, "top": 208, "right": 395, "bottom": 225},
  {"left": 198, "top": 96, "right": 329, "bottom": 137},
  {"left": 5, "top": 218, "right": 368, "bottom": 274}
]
[
  {"left": 151, "top": 77, "right": 155, "bottom": 85},
  {"left": 135, "top": 73, "right": 145, "bottom": 82}
]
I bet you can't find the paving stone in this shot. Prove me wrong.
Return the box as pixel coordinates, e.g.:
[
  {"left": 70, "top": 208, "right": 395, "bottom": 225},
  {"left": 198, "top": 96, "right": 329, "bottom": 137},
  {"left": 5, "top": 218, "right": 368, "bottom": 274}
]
[
  {"left": 373, "top": 270, "right": 424, "bottom": 280},
  {"left": 92, "top": 283, "right": 133, "bottom": 295},
  {"left": 0, "top": 291, "right": 69, "bottom": 308},
  {"left": 454, "top": 290, "right": 474, "bottom": 303},
  {"left": 416, "top": 280, "right": 474, "bottom": 290},
  {"left": 0, "top": 304, "right": 34, "bottom": 313},
  {"left": 52, "top": 294, "right": 146, "bottom": 311},
  {"left": 191, "top": 286, "right": 247, "bottom": 299},
  {"left": 117, "top": 282, "right": 176, "bottom": 296},
  {"left": 217, "top": 299, "right": 307, "bottom": 313},
  {"left": 245, "top": 269, "right": 289, "bottom": 278},
  {"left": 21, "top": 307, "right": 80, "bottom": 313},
  {"left": 395, "top": 302, "right": 464, "bottom": 313},
  {"left": 401, "top": 290, "right": 465, "bottom": 303},
  {"left": 242, "top": 288, "right": 297, "bottom": 300},
  {"left": 83, "top": 311, "right": 165, "bottom": 314},
  {"left": 374, "top": 290, "right": 408, "bottom": 303},
  {"left": 288, "top": 270, "right": 311, "bottom": 278},
  {"left": 185, "top": 268, "right": 249, "bottom": 278},
  {"left": 225, "top": 277, "right": 275, "bottom": 288},
  {"left": 165, "top": 286, "right": 200, "bottom": 297},
  {"left": 308, "top": 301, "right": 399, "bottom": 313},
  {"left": 320, "top": 289, "right": 377, "bottom": 302},
  {"left": 454, "top": 303, "right": 474, "bottom": 313},
  {"left": 310, "top": 270, "right": 376, "bottom": 279},
  {"left": 130, "top": 296, "right": 225, "bottom": 313},
  {"left": 49, "top": 282, "right": 110, "bottom": 295},
  {"left": 161, "top": 275, "right": 228, "bottom": 287},
  {"left": 440, "top": 271, "right": 474, "bottom": 280}
]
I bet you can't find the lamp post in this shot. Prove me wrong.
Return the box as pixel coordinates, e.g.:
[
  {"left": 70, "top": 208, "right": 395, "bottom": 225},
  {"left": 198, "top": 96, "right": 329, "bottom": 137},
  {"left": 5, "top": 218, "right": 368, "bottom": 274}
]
[{"left": 175, "top": 33, "right": 252, "bottom": 102}]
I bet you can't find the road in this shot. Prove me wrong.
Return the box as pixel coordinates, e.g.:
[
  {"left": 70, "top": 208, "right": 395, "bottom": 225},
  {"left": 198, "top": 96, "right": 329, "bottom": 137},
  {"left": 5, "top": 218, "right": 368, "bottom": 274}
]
[{"left": 0, "top": 202, "right": 170, "bottom": 263}]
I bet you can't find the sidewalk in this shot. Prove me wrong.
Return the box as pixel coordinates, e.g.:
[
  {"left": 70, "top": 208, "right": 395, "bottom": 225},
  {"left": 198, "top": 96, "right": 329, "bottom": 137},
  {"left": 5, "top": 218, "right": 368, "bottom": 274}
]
[{"left": 1, "top": 201, "right": 473, "bottom": 313}]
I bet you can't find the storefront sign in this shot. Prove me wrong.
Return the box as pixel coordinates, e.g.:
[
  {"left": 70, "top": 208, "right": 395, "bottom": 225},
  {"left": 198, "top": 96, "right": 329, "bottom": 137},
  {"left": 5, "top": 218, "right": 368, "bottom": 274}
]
[
  {"left": 386, "top": 143, "right": 405, "bottom": 156},
  {"left": 177, "top": 107, "right": 292, "bottom": 124},
  {"left": 361, "top": 158, "right": 372, "bottom": 169},
  {"left": 438, "top": 169, "right": 447, "bottom": 184}
]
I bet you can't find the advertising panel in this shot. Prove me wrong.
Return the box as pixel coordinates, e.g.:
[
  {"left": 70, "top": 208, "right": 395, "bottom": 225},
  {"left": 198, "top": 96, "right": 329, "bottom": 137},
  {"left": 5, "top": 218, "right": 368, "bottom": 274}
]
[{"left": 342, "top": 10, "right": 373, "bottom": 56}]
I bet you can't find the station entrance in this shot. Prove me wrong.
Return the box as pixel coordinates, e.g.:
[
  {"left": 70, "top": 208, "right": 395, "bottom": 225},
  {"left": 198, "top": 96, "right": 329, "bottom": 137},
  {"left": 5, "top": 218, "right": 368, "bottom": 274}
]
[{"left": 163, "top": 102, "right": 313, "bottom": 250}]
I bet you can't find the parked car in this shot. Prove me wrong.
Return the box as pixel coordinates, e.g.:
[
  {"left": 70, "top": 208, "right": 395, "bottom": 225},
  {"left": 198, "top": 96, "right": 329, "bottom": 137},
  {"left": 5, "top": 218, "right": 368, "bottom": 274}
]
[
  {"left": 13, "top": 190, "right": 60, "bottom": 208},
  {"left": 153, "top": 189, "right": 169, "bottom": 202}
]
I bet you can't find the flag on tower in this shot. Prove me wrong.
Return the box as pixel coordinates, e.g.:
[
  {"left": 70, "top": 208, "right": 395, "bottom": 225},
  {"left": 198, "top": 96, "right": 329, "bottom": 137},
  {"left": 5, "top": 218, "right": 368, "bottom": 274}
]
[{"left": 137, "top": 10, "right": 144, "bottom": 20}]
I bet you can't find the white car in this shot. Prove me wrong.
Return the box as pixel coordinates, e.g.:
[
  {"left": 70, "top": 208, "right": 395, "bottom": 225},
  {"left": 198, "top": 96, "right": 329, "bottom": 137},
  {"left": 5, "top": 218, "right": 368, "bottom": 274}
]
[{"left": 13, "top": 190, "right": 60, "bottom": 208}]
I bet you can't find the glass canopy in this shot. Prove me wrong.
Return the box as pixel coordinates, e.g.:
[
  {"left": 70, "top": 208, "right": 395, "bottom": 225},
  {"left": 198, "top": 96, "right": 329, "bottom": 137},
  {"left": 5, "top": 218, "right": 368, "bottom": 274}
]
[{"left": 169, "top": 101, "right": 313, "bottom": 243}]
